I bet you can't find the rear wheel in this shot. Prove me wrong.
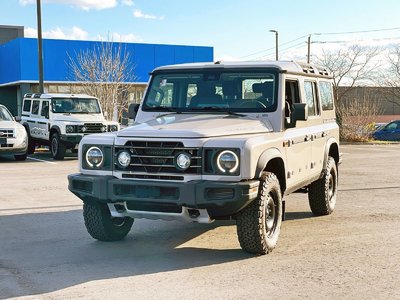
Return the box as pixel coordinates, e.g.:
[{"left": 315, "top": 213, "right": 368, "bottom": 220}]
[
  {"left": 308, "top": 156, "right": 338, "bottom": 215},
  {"left": 236, "top": 172, "right": 282, "bottom": 255},
  {"left": 83, "top": 202, "right": 134, "bottom": 241},
  {"left": 50, "top": 133, "right": 66, "bottom": 160}
]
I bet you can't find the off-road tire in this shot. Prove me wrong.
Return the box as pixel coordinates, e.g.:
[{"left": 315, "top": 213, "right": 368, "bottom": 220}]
[
  {"left": 14, "top": 153, "right": 27, "bottom": 161},
  {"left": 236, "top": 172, "right": 282, "bottom": 255},
  {"left": 83, "top": 202, "right": 134, "bottom": 241},
  {"left": 50, "top": 133, "right": 66, "bottom": 160},
  {"left": 27, "top": 135, "right": 35, "bottom": 154},
  {"left": 308, "top": 156, "right": 338, "bottom": 215}
]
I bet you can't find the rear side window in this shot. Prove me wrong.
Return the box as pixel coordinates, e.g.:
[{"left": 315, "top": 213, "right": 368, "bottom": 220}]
[
  {"left": 23, "top": 100, "right": 32, "bottom": 112},
  {"left": 304, "top": 81, "right": 319, "bottom": 116},
  {"left": 319, "top": 81, "right": 334, "bottom": 110},
  {"left": 31, "top": 100, "right": 40, "bottom": 115}
]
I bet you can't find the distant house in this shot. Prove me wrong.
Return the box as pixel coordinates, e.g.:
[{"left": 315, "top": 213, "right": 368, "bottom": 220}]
[{"left": 0, "top": 25, "right": 214, "bottom": 116}]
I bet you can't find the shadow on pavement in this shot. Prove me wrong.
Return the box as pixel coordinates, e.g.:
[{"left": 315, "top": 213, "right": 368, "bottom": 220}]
[{"left": 0, "top": 210, "right": 251, "bottom": 299}]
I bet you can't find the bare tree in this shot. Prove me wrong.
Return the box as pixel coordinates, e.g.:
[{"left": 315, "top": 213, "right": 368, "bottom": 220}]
[
  {"left": 68, "top": 41, "right": 136, "bottom": 121},
  {"left": 378, "top": 46, "right": 400, "bottom": 109},
  {"left": 337, "top": 94, "right": 383, "bottom": 141},
  {"left": 314, "top": 45, "right": 380, "bottom": 104}
]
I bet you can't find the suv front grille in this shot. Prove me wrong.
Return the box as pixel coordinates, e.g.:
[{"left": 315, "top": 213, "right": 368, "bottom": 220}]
[
  {"left": 0, "top": 129, "right": 14, "bottom": 138},
  {"left": 115, "top": 141, "right": 202, "bottom": 175},
  {"left": 78, "top": 123, "right": 105, "bottom": 134}
]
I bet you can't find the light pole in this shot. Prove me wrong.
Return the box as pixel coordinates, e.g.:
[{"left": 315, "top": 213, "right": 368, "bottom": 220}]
[
  {"left": 269, "top": 30, "right": 278, "bottom": 61},
  {"left": 36, "top": 0, "right": 44, "bottom": 93}
]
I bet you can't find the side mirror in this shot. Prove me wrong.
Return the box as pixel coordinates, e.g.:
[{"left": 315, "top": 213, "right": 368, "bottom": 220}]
[
  {"left": 287, "top": 103, "right": 308, "bottom": 128},
  {"left": 128, "top": 103, "right": 140, "bottom": 120},
  {"left": 14, "top": 116, "right": 21, "bottom": 122}
]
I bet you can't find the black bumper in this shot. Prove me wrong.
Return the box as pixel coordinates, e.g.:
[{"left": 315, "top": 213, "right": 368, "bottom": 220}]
[
  {"left": 61, "top": 134, "right": 83, "bottom": 144},
  {"left": 68, "top": 174, "right": 259, "bottom": 218}
]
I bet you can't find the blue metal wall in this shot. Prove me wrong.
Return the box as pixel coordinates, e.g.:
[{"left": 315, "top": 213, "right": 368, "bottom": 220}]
[{"left": 0, "top": 38, "right": 213, "bottom": 85}]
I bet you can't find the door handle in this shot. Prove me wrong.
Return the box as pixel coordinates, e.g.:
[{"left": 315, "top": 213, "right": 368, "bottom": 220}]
[
  {"left": 304, "top": 135, "right": 311, "bottom": 142},
  {"left": 322, "top": 132, "right": 327, "bottom": 137}
]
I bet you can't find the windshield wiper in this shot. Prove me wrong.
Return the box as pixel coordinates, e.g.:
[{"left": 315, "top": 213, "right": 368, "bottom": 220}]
[
  {"left": 188, "top": 106, "right": 245, "bottom": 117},
  {"left": 144, "top": 106, "right": 181, "bottom": 113}
]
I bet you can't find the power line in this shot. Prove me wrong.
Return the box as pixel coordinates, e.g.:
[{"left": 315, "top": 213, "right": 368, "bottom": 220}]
[
  {"left": 256, "top": 41, "right": 306, "bottom": 60},
  {"left": 313, "top": 35, "right": 400, "bottom": 44},
  {"left": 313, "top": 27, "right": 400, "bottom": 36},
  {"left": 239, "top": 34, "right": 309, "bottom": 59}
]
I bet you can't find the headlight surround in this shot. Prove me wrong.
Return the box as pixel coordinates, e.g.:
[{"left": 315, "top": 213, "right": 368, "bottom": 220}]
[
  {"left": 204, "top": 148, "right": 240, "bottom": 175},
  {"left": 108, "top": 125, "right": 119, "bottom": 132},
  {"left": 66, "top": 125, "right": 76, "bottom": 133},
  {"left": 117, "top": 150, "right": 131, "bottom": 168},
  {"left": 216, "top": 150, "right": 239, "bottom": 173},
  {"left": 82, "top": 144, "right": 113, "bottom": 170},
  {"left": 85, "top": 146, "right": 104, "bottom": 168}
]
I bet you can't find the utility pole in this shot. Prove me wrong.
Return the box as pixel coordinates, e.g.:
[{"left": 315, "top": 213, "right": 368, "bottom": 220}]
[
  {"left": 269, "top": 30, "right": 279, "bottom": 60},
  {"left": 36, "top": 0, "right": 44, "bottom": 93},
  {"left": 307, "top": 34, "right": 311, "bottom": 64}
]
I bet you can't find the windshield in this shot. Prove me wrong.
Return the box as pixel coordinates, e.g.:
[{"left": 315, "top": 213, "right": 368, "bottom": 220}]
[
  {"left": 51, "top": 98, "right": 101, "bottom": 114},
  {"left": 0, "top": 106, "right": 14, "bottom": 121},
  {"left": 142, "top": 70, "right": 278, "bottom": 113}
]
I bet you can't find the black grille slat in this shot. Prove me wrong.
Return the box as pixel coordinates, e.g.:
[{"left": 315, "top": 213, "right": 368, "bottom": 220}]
[
  {"left": 0, "top": 129, "right": 14, "bottom": 138},
  {"left": 115, "top": 141, "right": 202, "bottom": 176},
  {"left": 78, "top": 123, "right": 105, "bottom": 134}
]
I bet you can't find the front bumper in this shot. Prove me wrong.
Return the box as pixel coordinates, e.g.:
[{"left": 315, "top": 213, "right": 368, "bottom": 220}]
[
  {"left": 68, "top": 174, "right": 259, "bottom": 219},
  {"left": 61, "top": 134, "right": 83, "bottom": 144}
]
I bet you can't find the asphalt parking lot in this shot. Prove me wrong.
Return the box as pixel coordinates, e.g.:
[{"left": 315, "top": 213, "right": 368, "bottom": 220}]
[{"left": 1, "top": 144, "right": 400, "bottom": 299}]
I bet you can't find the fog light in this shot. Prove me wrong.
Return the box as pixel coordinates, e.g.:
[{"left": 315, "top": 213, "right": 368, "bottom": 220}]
[
  {"left": 117, "top": 150, "right": 131, "bottom": 168},
  {"left": 175, "top": 152, "right": 191, "bottom": 170}
]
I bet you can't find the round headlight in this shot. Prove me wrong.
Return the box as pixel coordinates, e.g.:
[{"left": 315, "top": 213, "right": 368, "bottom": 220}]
[
  {"left": 109, "top": 125, "right": 118, "bottom": 132},
  {"left": 117, "top": 150, "right": 131, "bottom": 168},
  {"left": 175, "top": 153, "right": 191, "bottom": 170},
  {"left": 217, "top": 150, "right": 239, "bottom": 173},
  {"left": 66, "top": 125, "right": 75, "bottom": 133},
  {"left": 86, "top": 146, "right": 103, "bottom": 167}
]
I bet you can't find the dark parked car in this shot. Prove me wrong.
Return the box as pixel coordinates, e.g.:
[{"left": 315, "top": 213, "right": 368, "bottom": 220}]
[{"left": 373, "top": 120, "right": 400, "bottom": 141}]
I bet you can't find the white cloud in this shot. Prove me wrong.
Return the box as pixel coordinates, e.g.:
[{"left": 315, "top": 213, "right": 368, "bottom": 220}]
[
  {"left": 121, "top": 0, "right": 134, "bottom": 6},
  {"left": 25, "top": 26, "right": 88, "bottom": 40},
  {"left": 133, "top": 9, "right": 163, "bottom": 20},
  {"left": 19, "top": 0, "right": 117, "bottom": 10},
  {"left": 97, "top": 32, "right": 143, "bottom": 43}
]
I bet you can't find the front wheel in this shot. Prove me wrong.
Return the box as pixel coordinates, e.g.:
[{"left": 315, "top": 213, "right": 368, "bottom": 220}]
[
  {"left": 236, "top": 172, "right": 283, "bottom": 255},
  {"left": 83, "top": 202, "right": 134, "bottom": 241},
  {"left": 14, "top": 153, "right": 27, "bottom": 161},
  {"left": 308, "top": 156, "right": 338, "bottom": 215},
  {"left": 50, "top": 133, "right": 66, "bottom": 160}
]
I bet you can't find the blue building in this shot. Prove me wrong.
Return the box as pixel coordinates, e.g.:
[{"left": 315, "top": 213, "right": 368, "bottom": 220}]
[{"left": 0, "top": 25, "right": 214, "bottom": 116}]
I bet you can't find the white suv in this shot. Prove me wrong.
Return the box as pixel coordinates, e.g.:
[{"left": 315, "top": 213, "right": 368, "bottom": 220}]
[
  {"left": 21, "top": 93, "right": 119, "bottom": 160},
  {"left": 0, "top": 104, "right": 28, "bottom": 161},
  {"left": 68, "top": 61, "right": 340, "bottom": 255}
]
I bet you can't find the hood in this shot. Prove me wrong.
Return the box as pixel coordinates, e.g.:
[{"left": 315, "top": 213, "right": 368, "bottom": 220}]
[
  {"left": 52, "top": 113, "right": 105, "bottom": 123},
  {"left": 0, "top": 121, "right": 24, "bottom": 130},
  {"left": 117, "top": 114, "right": 273, "bottom": 138}
]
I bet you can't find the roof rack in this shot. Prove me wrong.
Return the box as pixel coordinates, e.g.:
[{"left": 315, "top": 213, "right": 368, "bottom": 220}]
[{"left": 23, "top": 93, "right": 43, "bottom": 98}]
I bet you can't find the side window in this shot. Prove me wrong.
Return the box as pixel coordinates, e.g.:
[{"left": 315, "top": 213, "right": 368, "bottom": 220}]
[
  {"left": 31, "top": 100, "right": 40, "bottom": 115},
  {"left": 319, "top": 81, "right": 334, "bottom": 110},
  {"left": 41, "top": 101, "right": 49, "bottom": 118},
  {"left": 23, "top": 100, "right": 32, "bottom": 112},
  {"left": 304, "top": 81, "right": 319, "bottom": 116},
  {"left": 284, "top": 80, "right": 300, "bottom": 117}
]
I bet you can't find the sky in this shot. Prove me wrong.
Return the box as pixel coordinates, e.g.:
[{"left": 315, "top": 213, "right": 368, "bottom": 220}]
[{"left": 2, "top": 0, "right": 400, "bottom": 62}]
